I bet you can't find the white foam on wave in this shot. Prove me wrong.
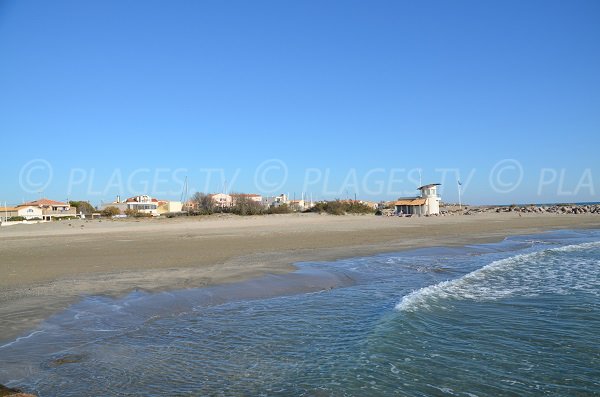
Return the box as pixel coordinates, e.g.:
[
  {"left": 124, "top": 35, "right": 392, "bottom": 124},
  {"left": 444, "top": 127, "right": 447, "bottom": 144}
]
[
  {"left": 396, "top": 240, "right": 600, "bottom": 312},
  {"left": 0, "top": 330, "right": 45, "bottom": 350}
]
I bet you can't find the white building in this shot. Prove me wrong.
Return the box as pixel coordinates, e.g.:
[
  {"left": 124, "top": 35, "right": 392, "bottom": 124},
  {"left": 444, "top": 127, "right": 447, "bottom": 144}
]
[
  {"left": 209, "top": 193, "right": 233, "bottom": 208},
  {"left": 157, "top": 200, "right": 183, "bottom": 214},
  {"left": 394, "top": 184, "right": 441, "bottom": 216},
  {"left": 100, "top": 195, "right": 159, "bottom": 215},
  {"left": 20, "top": 198, "right": 77, "bottom": 220},
  {"left": 124, "top": 195, "right": 159, "bottom": 215},
  {"left": 0, "top": 205, "right": 44, "bottom": 220},
  {"left": 262, "top": 194, "right": 288, "bottom": 208}
]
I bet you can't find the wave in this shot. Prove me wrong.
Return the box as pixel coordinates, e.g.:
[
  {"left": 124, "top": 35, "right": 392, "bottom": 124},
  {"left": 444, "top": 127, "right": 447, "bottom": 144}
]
[
  {"left": 0, "top": 330, "right": 45, "bottom": 350},
  {"left": 396, "top": 240, "right": 600, "bottom": 312}
]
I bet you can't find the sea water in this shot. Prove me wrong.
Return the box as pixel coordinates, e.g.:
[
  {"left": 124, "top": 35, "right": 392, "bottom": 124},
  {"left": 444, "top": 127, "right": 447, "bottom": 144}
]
[{"left": 1, "top": 229, "right": 599, "bottom": 396}]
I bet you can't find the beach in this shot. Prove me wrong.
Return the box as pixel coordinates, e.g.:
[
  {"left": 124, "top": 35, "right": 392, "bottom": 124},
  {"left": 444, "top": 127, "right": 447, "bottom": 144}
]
[{"left": 1, "top": 212, "right": 600, "bottom": 343}]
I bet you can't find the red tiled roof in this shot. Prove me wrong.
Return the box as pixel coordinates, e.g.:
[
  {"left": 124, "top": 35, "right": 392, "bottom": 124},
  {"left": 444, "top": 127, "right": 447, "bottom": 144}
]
[{"left": 21, "top": 198, "right": 68, "bottom": 207}]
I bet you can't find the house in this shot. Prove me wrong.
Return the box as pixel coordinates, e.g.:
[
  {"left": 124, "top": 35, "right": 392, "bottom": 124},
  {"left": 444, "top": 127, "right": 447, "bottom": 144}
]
[
  {"left": 0, "top": 205, "right": 43, "bottom": 221},
  {"left": 182, "top": 200, "right": 198, "bottom": 212},
  {"left": 20, "top": 198, "right": 77, "bottom": 220},
  {"left": 394, "top": 184, "right": 441, "bottom": 216},
  {"left": 157, "top": 200, "right": 183, "bottom": 215},
  {"left": 209, "top": 193, "right": 233, "bottom": 208},
  {"left": 100, "top": 195, "right": 159, "bottom": 215},
  {"left": 263, "top": 193, "right": 288, "bottom": 208},
  {"left": 230, "top": 193, "right": 263, "bottom": 206},
  {"left": 124, "top": 195, "right": 160, "bottom": 215}
]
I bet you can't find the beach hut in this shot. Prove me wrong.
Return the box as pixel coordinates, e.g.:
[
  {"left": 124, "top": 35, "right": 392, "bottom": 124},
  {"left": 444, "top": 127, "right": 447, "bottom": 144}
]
[{"left": 394, "top": 184, "right": 441, "bottom": 216}]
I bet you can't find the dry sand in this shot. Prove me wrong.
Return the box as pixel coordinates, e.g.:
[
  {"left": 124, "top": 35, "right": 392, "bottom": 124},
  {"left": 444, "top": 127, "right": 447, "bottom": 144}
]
[{"left": 1, "top": 212, "right": 600, "bottom": 342}]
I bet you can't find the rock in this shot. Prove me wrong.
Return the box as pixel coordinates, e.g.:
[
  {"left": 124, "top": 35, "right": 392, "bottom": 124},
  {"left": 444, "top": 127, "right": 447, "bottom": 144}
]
[{"left": 0, "top": 384, "right": 36, "bottom": 396}]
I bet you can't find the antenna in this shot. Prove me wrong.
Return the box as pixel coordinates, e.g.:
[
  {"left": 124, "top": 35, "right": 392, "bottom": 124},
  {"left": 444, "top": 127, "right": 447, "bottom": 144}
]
[
  {"left": 180, "top": 176, "right": 189, "bottom": 204},
  {"left": 457, "top": 179, "right": 463, "bottom": 210}
]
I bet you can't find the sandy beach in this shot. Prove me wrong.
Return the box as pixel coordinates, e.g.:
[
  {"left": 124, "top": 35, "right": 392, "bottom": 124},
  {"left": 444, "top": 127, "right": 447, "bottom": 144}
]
[{"left": 2, "top": 212, "right": 600, "bottom": 342}]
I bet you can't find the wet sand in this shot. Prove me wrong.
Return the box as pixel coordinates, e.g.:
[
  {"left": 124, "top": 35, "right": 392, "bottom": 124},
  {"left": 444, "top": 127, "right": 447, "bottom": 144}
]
[{"left": 1, "top": 212, "right": 600, "bottom": 342}]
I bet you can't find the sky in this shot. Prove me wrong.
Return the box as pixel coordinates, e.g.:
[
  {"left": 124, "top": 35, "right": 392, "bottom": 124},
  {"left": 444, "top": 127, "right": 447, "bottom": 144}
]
[{"left": 1, "top": 0, "right": 599, "bottom": 205}]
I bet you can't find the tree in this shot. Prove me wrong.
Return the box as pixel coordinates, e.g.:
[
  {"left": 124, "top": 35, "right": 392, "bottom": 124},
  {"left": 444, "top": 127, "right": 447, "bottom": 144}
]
[
  {"left": 231, "top": 195, "right": 264, "bottom": 216},
  {"left": 191, "top": 192, "right": 216, "bottom": 214},
  {"left": 101, "top": 206, "right": 121, "bottom": 217},
  {"left": 70, "top": 201, "right": 95, "bottom": 214}
]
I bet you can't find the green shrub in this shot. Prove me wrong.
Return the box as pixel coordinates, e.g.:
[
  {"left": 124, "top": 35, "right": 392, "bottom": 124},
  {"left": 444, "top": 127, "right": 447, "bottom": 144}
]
[
  {"left": 102, "top": 206, "right": 121, "bottom": 217},
  {"left": 190, "top": 192, "right": 217, "bottom": 215},
  {"left": 267, "top": 204, "right": 292, "bottom": 214},
  {"left": 231, "top": 196, "right": 265, "bottom": 216},
  {"left": 125, "top": 208, "right": 153, "bottom": 218},
  {"left": 7, "top": 216, "right": 25, "bottom": 221},
  {"left": 309, "top": 200, "right": 375, "bottom": 215},
  {"left": 69, "top": 201, "right": 95, "bottom": 214}
]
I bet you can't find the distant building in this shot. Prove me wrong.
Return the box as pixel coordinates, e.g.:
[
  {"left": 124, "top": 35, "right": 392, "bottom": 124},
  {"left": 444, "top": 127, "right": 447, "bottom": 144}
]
[
  {"left": 358, "top": 200, "right": 378, "bottom": 210},
  {"left": 288, "top": 199, "right": 315, "bottom": 211},
  {"left": 157, "top": 200, "right": 183, "bottom": 214},
  {"left": 124, "top": 195, "right": 159, "bottom": 215},
  {"left": 209, "top": 193, "right": 233, "bottom": 208},
  {"left": 0, "top": 205, "right": 43, "bottom": 220},
  {"left": 230, "top": 193, "right": 263, "bottom": 206},
  {"left": 394, "top": 184, "right": 441, "bottom": 216},
  {"left": 263, "top": 194, "right": 288, "bottom": 208},
  {"left": 100, "top": 195, "right": 160, "bottom": 215},
  {"left": 20, "top": 198, "right": 76, "bottom": 220}
]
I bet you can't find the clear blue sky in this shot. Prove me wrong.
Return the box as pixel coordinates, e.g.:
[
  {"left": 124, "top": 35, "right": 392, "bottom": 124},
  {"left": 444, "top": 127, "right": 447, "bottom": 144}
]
[{"left": 1, "top": 0, "right": 599, "bottom": 205}]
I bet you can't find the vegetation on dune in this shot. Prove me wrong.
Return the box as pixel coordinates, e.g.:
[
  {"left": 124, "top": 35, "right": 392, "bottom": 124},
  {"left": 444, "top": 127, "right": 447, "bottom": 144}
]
[
  {"left": 124, "top": 208, "right": 153, "bottom": 218},
  {"left": 267, "top": 203, "right": 292, "bottom": 214},
  {"left": 69, "top": 201, "right": 95, "bottom": 214},
  {"left": 101, "top": 206, "right": 121, "bottom": 217},
  {"left": 189, "top": 192, "right": 293, "bottom": 216},
  {"left": 230, "top": 195, "right": 265, "bottom": 216},
  {"left": 309, "top": 200, "right": 375, "bottom": 215},
  {"left": 189, "top": 192, "right": 216, "bottom": 215}
]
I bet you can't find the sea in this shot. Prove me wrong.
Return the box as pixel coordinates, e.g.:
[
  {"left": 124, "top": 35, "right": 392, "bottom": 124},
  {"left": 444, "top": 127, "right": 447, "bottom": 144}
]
[{"left": 1, "top": 229, "right": 599, "bottom": 396}]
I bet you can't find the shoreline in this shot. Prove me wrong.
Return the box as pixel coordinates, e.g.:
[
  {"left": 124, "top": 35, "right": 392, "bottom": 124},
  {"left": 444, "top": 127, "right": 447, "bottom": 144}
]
[{"left": 2, "top": 212, "right": 600, "bottom": 343}]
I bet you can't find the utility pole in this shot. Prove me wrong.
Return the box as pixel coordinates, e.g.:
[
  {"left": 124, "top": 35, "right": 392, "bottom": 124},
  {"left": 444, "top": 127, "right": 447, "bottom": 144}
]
[{"left": 457, "top": 180, "right": 462, "bottom": 210}]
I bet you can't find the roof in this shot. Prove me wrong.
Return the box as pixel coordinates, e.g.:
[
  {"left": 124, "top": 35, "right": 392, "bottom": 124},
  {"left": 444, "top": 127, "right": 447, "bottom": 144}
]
[
  {"left": 394, "top": 198, "right": 427, "bottom": 206},
  {"left": 230, "top": 193, "right": 261, "bottom": 197},
  {"left": 0, "top": 206, "right": 18, "bottom": 211},
  {"left": 21, "top": 198, "right": 68, "bottom": 207},
  {"left": 125, "top": 196, "right": 159, "bottom": 203},
  {"left": 417, "top": 183, "right": 441, "bottom": 190}
]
